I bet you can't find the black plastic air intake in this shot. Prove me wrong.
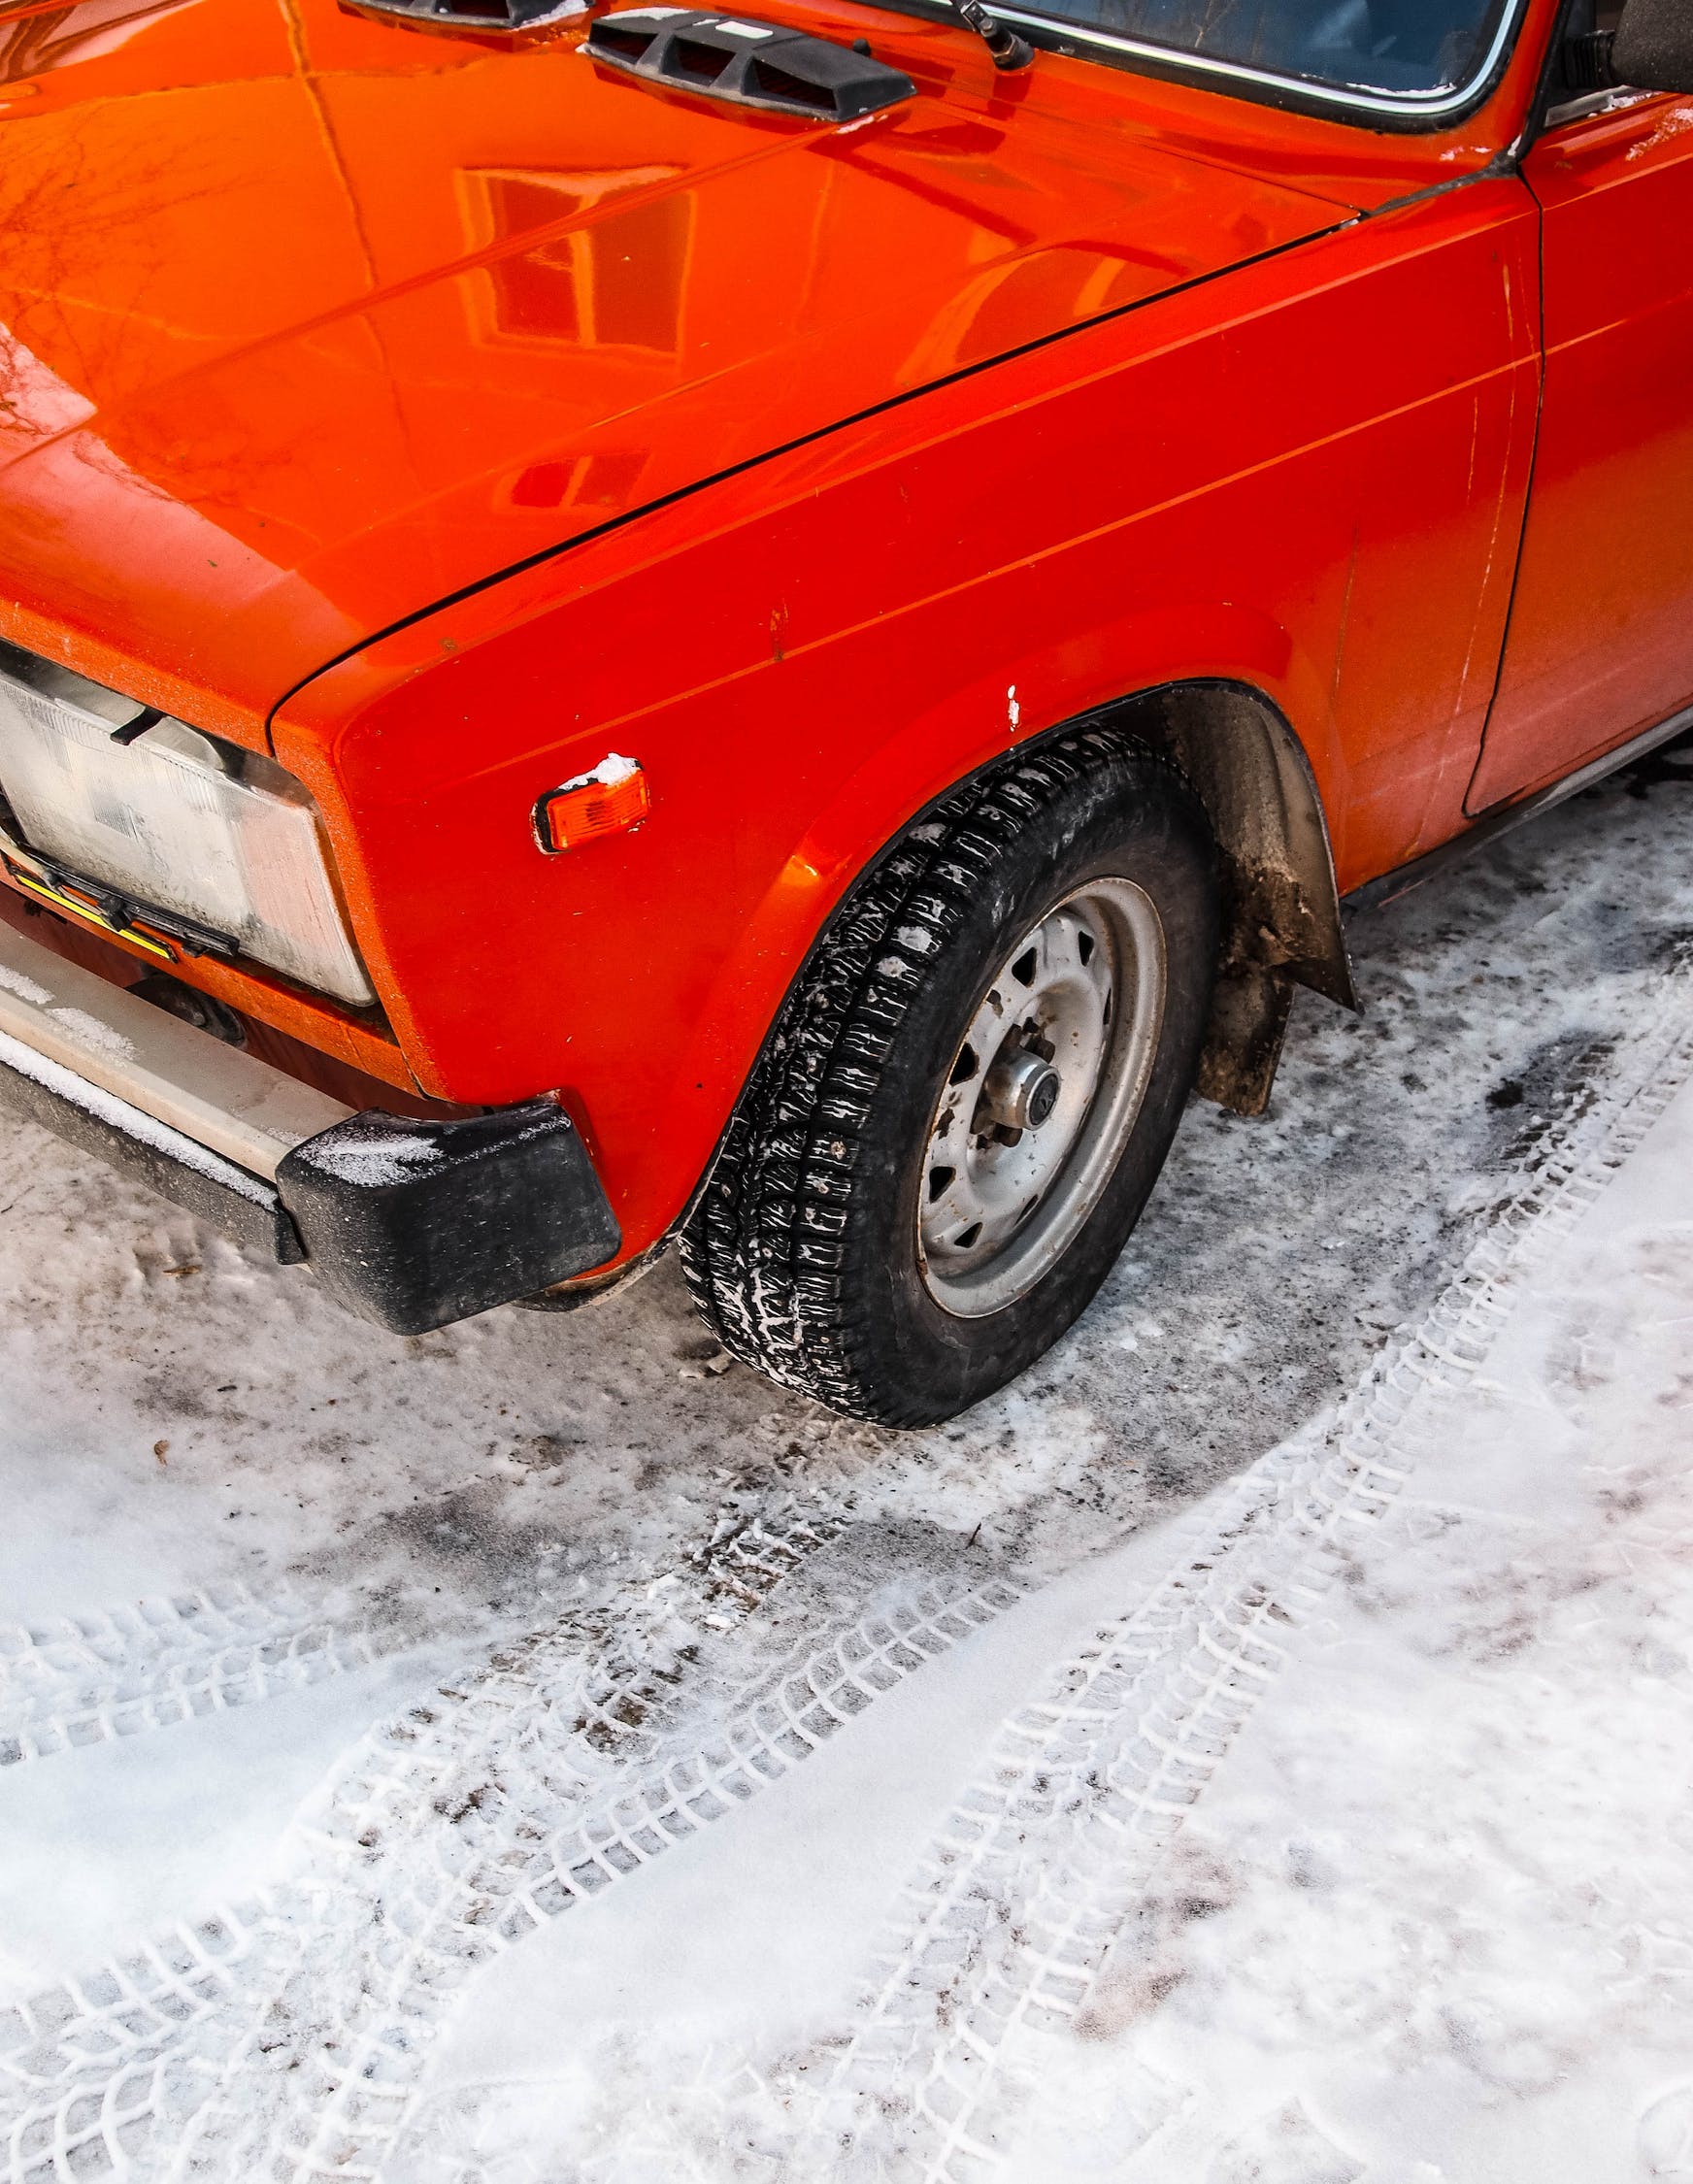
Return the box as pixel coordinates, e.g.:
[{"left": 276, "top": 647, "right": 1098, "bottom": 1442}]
[{"left": 585, "top": 9, "right": 916, "bottom": 120}]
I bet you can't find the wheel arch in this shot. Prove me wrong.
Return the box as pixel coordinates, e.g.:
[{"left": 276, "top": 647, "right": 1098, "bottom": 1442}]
[
  {"left": 681, "top": 672, "right": 1354, "bottom": 1231},
  {"left": 1096, "top": 677, "right": 1358, "bottom": 1114},
  {"left": 577, "top": 674, "right": 1355, "bottom": 1302}
]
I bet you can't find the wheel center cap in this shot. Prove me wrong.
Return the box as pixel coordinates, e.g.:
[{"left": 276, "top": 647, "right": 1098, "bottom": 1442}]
[
  {"left": 981, "top": 1048, "right": 1063, "bottom": 1132},
  {"left": 1026, "top": 1067, "right": 1061, "bottom": 1127}
]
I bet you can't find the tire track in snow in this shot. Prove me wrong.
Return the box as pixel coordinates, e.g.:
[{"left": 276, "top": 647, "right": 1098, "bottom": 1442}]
[
  {"left": 3, "top": 1506, "right": 843, "bottom": 2182},
  {"left": 2, "top": 1913, "right": 264, "bottom": 2184},
  {"left": 0, "top": 1501, "right": 1024, "bottom": 2184},
  {"left": 0, "top": 1588, "right": 402, "bottom": 1768},
  {"left": 201, "top": 1556, "right": 1022, "bottom": 2184},
  {"left": 788, "top": 987, "right": 1693, "bottom": 2184}
]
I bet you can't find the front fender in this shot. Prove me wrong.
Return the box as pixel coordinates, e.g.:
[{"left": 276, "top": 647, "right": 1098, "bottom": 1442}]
[
  {"left": 276, "top": 187, "right": 1533, "bottom": 1259},
  {"left": 277, "top": 572, "right": 1334, "bottom": 1264}
]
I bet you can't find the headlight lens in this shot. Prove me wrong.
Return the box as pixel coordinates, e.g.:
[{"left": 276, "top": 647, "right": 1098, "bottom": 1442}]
[{"left": 0, "top": 656, "right": 375, "bottom": 1009}]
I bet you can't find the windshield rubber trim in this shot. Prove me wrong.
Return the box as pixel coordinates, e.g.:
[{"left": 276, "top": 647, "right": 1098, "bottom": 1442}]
[{"left": 888, "top": 0, "right": 1532, "bottom": 130}]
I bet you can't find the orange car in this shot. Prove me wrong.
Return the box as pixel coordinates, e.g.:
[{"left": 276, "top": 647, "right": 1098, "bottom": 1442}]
[{"left": 0, "top": 0, "right": 1687, "bottom": 1421}]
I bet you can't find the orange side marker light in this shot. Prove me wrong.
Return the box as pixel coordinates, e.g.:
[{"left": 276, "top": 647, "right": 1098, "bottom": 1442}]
[{"left": 536, "top": 754, "right": 650, "bottom": 854}]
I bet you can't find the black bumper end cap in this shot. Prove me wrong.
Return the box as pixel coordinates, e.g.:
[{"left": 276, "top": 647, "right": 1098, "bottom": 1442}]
[{"left": 277, "top": 1099, "right": 621, "bottom": 1337}]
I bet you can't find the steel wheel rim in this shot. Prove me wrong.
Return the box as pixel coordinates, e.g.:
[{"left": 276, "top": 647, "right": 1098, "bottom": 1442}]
[{"left": 915, "top": 877, "right": 1168, "bottom": 1319}]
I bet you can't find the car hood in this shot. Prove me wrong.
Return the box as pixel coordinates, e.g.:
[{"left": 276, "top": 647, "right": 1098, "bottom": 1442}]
[{"left": 0, "top": 0, "right": 1349, "bottom": 728}]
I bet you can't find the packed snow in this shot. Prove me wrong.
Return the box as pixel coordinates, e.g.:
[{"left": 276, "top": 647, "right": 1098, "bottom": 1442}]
[{"left": 5, "top": 739, "right": 1693, "bottom": 2181}]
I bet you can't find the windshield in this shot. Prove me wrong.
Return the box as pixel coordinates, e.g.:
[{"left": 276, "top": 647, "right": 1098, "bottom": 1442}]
[{"left": 999, "top": 0, "right": 1522, "bottom": 112}]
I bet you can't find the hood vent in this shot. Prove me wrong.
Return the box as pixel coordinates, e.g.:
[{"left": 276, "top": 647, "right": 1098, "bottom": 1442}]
[{"left": 585, "top": 9, "right": 915, "bottom": 120}]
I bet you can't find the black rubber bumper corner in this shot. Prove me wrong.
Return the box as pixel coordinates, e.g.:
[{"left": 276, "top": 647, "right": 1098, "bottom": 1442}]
[
  {"left": 0, "top": 1037, "right": 620, "bottom": 1336},
  {"left": 276, "top": 1101, "right": 621, "bottom": 1337}
]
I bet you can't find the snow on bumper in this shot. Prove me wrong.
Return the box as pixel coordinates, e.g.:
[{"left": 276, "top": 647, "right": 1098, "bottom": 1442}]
[{"left": 0, "top": 919, "right": 619, "bottom": 1333}]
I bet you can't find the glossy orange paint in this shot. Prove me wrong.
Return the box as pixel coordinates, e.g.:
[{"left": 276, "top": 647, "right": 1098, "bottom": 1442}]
[
  {"left": 0, "top": 0, "right": 1688, "bottom": 1272},
  {"left": 1468, "top": 90, "right": 1693, "bottom": 809},
  {"left": 273, "top": 170, "right": 1542, "bottom": 1248},
  {"left": 0, "top": 0, "right": 1555, "bottom": 730},
  {"left": 0, "top": 0, "right": 1359, "bottom": 729}
]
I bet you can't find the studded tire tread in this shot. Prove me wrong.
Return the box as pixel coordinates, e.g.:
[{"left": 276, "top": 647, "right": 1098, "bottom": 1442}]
[{"left": 680, "top": 727, "right": 1219, "bottom": 1424}]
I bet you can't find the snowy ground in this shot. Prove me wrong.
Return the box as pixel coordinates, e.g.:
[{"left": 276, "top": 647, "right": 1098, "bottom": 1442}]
[{"left": 6, "top": 742, "right": 1693, "bottom": 2181}]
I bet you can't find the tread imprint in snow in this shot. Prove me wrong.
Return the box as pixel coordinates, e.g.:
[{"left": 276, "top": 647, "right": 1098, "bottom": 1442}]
[
  {"left": 0, "top": 1502, "right": 1022, "bottom": 2184},
  {"left": 256, "top": 1560, "right": 1019, "bottom": 2184},
  {"left": 0, "top": 1588, "right": 398, "bottom": 1768},
  {"left": 780, "top": 971, "right": 1693, "bottom": 2183}
]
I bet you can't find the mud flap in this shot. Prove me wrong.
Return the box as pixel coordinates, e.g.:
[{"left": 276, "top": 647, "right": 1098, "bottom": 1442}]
[{"left": 1195, "top": 962, "right": 1296, "bottom": 1117}]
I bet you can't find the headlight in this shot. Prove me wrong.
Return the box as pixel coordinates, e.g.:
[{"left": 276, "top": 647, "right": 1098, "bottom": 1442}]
[{"left": 0, "top": 649, "right": 375, "bottom": 1009}]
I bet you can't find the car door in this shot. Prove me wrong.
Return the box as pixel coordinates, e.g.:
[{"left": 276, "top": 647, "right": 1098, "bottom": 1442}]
[{"left": 1466, "top": 83, "right": 1693, "bottom": 812}]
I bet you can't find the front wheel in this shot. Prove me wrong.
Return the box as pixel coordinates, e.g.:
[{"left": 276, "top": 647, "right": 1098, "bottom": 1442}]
[{"left": 679, "top": 728, "right": 1220, "bottom": 1426}]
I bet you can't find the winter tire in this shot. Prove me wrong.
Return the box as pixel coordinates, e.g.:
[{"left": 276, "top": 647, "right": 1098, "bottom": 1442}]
[{"left": 679, "top": 727, "right": 1220, "bottom": 1425}]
